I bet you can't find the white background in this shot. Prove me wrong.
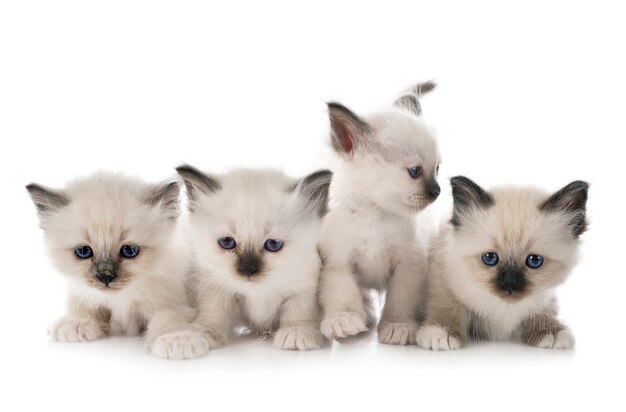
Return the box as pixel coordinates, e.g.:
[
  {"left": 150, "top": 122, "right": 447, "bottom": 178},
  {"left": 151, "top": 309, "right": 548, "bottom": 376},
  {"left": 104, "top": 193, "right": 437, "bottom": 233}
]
[{"left": 1, "top": 1, "right": 624, "bottom": 411}]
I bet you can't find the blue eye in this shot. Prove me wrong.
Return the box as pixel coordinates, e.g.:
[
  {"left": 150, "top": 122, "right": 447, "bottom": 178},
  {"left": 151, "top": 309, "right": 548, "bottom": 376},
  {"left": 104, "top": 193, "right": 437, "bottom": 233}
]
[
  {"left": 264, "top": 239, "right": 284, "bottom": 252},
  {"left": 218, "top": 237, "right": 237, "bottom": 250},
  {"left": 526, "top": 254, "right": 544, "bottom": 269},
  {"left": 482, "top": 252, "right": 499, "bottom": 266},
  {"left": 120, "top": 244, "right": 140, "bottom": 259},
  {"left": 407, "top": 166, "right": 423, "bottom": 178},
  {"left": 74, "top": 245, "right": 93, "bottom": 259}
]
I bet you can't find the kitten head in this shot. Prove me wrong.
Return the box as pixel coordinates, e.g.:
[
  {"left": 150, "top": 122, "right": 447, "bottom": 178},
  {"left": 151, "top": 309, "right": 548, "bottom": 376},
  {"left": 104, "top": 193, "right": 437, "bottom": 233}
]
[
  {"left": 177, "top": 165, "right": 331, "bottom": 291},
  {"left": 449, "top": 176, "right": 589, "bottom": 303},
  {"left": 27, "top": 173, "right": 180, "bottom": 292},
  {"left": 328, "top": 81, "right": 441, "bottom": 214}
]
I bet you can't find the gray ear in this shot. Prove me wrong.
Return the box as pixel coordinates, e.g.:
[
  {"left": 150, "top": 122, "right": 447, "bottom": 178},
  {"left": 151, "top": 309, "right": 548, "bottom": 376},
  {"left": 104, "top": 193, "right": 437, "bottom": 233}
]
[
  {"left": 327, "top": 102, "right": 371, "bottom": 154},
  {"left": 540, "top": 181, "right": 589, "bottom": 237},
  {"left": 26, "top": 183, "right": 70, "bottom": 216},
  {"left": 176, "top": 164, "right": 221, "bottom": 206},
  {"left": 145, "top": 181, "right": 180, "bottom": 220},
  {"left": 394, "top": 81, "right": 436, "bottom": 116},
  {"left": 450, "top": 176, "right": 494, "bottom": 227},
  {"left": 291, "top": 170, "right": 333, "bottom": 217}
]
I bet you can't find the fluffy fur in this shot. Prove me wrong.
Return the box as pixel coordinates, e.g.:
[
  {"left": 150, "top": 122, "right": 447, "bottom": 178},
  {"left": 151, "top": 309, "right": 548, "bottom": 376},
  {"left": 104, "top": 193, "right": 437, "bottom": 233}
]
[
  {"left": 177, "top": 165, "right": 331, "bottom": 351},
  {"left": 319, "top": 82, "right": 441, "bottom": 345},
  {"left": 416, "top": 177, "right": 589, "bottom": 350},
  {"left": 27, "top": 173, "right": 206, "bottom": 359}
]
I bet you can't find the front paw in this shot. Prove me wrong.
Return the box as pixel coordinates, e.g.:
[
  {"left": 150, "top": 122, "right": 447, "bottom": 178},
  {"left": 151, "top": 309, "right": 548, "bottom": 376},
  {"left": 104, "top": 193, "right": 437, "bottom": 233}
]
[
  {"left": 149, "top": 330, "right": 214, "bottom": 359},
  {"left": 416, "top": 324, "right": 463, "bottom": 351},
  {"left": 320, "top": 311, "right": 368, "bottom": 339},
  {"left": 273, "top": 325, "right": 323, "bottom": 351},
  {"left": 48, "top": 317, "right": 105, "bottom": 342},
  {"left": 532, "top": 328, "right": 575, "bottom": 350},
  {"left": 378, "top": 321, "right": 417, "bottom": 345}
]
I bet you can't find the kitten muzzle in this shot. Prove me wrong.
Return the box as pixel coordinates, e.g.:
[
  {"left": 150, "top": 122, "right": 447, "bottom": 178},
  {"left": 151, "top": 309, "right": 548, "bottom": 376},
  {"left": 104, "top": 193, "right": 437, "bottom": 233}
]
[
  {"left": 93, "top": 260, "right": 118, "bottom": 286},
  {"left": 426, "top": 179, "right": 441, "bottom": 201},
  {"left": 237, "top": 251, "right": 262, "bottom": 278},
  {"left": 497, "top": 265, "right": 525, "bottom": 294}
]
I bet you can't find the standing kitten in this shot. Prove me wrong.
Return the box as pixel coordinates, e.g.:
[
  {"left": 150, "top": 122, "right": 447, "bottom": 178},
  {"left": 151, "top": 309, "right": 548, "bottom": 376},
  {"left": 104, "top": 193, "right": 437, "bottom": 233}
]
[
  {"left": 177, "top": 165, "right": 331, "bottom": 351},
  {"left": 27, "top": 173, "right": 207, "bottom": 359},
  {"left": 319, "top": 82, "right": 441, "bottom": 345},
  {"left": 416, "top": 176, "right": 589, "bottom": 350}
]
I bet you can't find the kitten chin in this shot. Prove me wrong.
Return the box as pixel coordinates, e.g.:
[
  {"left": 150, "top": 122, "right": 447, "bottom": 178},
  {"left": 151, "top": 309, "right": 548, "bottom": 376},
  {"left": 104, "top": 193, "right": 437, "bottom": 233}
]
[
  {"left": 417, "top": 177, "right": 588, "bottom": 350},
  {"left": 27, "top": 172, "right": 207, "bottom": 359},
  {"left": 319, "top": 82, "right": 440, "bottom": 345},
  {"left": 178, "top": 165, "right": 331, "bottom": 351}
]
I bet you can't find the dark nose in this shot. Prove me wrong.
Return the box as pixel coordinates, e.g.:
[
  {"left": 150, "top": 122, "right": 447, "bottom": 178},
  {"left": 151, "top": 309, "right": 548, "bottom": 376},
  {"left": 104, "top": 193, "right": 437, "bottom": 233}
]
[
  {"left": 427, "top": 179, "right": 441, "bottom": 200},
  {"left": 497, "top": 265, "right": 525, "bottom": 294},
  {"left": 237, "top": 251, "right": 262, "bottom": 277},
  {"left": 96, "top": 273, "right": 117, "bottom": 286}
]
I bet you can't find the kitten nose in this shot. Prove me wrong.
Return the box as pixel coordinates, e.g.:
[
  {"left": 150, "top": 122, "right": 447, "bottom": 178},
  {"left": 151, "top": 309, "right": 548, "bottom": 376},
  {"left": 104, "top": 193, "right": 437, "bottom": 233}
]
[
  {"left": 497, "top": 266, "right": 525, "bottom": 294},
  {"left": 427, "top": 179, "right": 441, "bottom": 200},
  {"left": 237, "top": 251, "right": 262, "bottom": 278},
  {"left": 96, "top": 273, "right": 117, "bottom": 286}
]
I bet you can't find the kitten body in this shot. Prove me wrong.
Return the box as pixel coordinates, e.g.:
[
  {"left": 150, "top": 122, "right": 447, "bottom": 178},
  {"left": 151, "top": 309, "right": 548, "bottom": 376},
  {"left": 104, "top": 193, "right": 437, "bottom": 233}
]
[
  {"left": 178, "top": 166, "right": 331, "bottom": 351},
  {"left": 416, "top": 177, "right": 588, "bottom": 350},
  {"left": 319, "top": 82, "right": 441, "bottom": 345},
  {"left": 27, "top": 172, "right": 207, "bottom": 359}
]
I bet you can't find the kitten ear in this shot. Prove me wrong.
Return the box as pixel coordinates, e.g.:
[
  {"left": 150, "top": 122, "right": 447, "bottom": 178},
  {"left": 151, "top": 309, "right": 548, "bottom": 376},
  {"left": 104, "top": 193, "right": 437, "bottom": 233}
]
[
  {"left": 291, "top": 169, "right": 333, "bottom": 217},
  {"left": 145, "top": 180, "right": 180, "bottom": 220},
  {"left": 176, "top": 164, "right": 221, "bottom": 206},
  {"left": 540, "top": 180, "right": 589, "bottom": 237},
  {"left": 450, "top": 176, "right": 494, "bottom": 227},
  {"left": 327, "top": 102, "right": 371, "bottom": 154},
  {"left": 394, "top": 81, "right": 436, "bottom": 116},
  {"left": 26, "top": 183, "right": 70, "bottom": 217}
]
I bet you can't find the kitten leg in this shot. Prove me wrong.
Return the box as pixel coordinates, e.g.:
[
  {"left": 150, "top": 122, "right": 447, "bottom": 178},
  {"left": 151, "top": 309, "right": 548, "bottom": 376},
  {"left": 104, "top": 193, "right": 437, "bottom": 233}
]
[
  {"left": 145, "top": 306, "right": 211, "bottom": 360},
  {"left": 319, "top": 265, "right": 368, "bottom": 339},
  {"left": 274, "top": 288, "right": 323, "bottom": 351},
  {"left": 48, "top": 295, "right": 110, "bottom": 342},
  {"left": 192, "top": 284, "right": 236, "bottom": 349},
  {"left": 521, "top": 300, "right": 574, "bottom": 349},
  {"left": 416, "top": 282, "right": 470, "bottom": 351},
  {"left": 378, "top": 252, "right": 426, "bottom": 345}
]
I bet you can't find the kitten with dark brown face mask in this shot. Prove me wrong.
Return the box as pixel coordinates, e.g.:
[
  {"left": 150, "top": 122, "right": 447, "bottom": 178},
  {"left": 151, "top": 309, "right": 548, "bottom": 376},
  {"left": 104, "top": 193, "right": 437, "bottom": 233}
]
[
  {"left": 27, "top": 172, "right": 207, "bottom": 359},
  {"left": 416, "top": 176, "right": 589, "bottom": 350}
]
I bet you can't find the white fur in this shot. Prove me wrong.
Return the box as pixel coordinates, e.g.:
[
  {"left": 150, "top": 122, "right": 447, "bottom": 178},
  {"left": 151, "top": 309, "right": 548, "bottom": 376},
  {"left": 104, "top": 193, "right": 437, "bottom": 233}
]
[{"left": 319, "top": 103, "right": 441, "bottom": 345}]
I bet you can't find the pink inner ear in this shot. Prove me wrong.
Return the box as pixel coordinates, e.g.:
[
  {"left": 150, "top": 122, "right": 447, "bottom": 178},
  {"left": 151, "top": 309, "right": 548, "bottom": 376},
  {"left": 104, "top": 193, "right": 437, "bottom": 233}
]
[{"left": 342, "top": 129, "right": 353, "bottom": 152}]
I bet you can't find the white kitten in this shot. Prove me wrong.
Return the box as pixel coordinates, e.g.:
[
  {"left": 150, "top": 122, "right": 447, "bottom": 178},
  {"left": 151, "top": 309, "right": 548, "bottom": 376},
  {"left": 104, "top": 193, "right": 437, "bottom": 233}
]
[
  {"left": 27, "top": 172, "right": 207, "bottom": 359},
  {"left": 319, "top": 82, "right": 441, "bottom": 345},
  {"left": 416, "top": 177, "right": 588, "bottom": 350},
  {"left": 177, "top": 165, "right": 331, "bottom": 351}
]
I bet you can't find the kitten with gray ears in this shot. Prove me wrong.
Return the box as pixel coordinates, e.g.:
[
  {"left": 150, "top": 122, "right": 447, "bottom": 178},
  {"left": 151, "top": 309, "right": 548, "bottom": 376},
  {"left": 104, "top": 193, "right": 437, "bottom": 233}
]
[
  {"left": 416, "top": 176, "right": 589, "bottom": 350},
  {"left": 319, "top": 82, "right": 441, "bottom": 345},
  {"left": 27, "top": 173, "right": 208, "bottom": 359},
  {"left": 177, "top": 165, "right": 332, "bottom": 350}
]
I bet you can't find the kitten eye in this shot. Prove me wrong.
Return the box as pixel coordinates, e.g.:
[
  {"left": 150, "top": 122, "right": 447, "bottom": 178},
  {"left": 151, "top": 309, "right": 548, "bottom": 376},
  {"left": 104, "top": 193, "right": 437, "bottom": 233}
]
[
  {"left": 74, "top": 245, "right": 93, "bottom": 259},
  {"left": 120, "top": 244, "right": 140, "bottom": 259},
  {"left": 264, "top": 239, "right": 284, "bottom": 252},
  {"left": 481, "top": 252, "right": 499, "bottom": 266},
  {"left": 218, "top": 237, "right": 237, "bottom": 250},
  {"left": 436, "top": 163, "right": 440, "bottom": 175},
  {"left": 526, "top": 254, "right": 544, "bottom": 269},
  {"left": 407, "top": 166, "right": 423, "bottom": 179}
]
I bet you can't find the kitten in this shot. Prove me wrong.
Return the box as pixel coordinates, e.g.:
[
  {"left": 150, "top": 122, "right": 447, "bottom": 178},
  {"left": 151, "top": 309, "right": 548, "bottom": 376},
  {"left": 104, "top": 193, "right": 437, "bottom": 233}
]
[
  {"left": 416, "top": 176, "right": 589, "bottom": 350},
  {"left": 27, "top": 172, "right": 207, "bottom": 359},
  {"left": 319, "top": 82, "right": 441, "bottom": 345},
  {"left": 177, "top": 165, "right": 331, "bottom": 350}
]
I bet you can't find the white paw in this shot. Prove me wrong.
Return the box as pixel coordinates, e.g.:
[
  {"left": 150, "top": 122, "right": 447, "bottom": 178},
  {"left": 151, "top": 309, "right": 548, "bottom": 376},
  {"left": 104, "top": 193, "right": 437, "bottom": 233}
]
[
  {"left": 536, "top": 329, "right": 575, "bottom": 349},
  {"left": 320, "top": 312, "right": 368, "bottom": 339},
  {"left": 378, "top": 321, "right": 417, "bottom": 345},
  {"left": 48, "top": 317, "right": 105, "bottom": 342},
  {"left": 416, "top": 324, "right": 461, "bottom": 351},
  {"left": 273, "top": 326, "right": 323, "bottom": 351},
  {"left": 150, "top": 330, "right": 211, "bottom": 359}
]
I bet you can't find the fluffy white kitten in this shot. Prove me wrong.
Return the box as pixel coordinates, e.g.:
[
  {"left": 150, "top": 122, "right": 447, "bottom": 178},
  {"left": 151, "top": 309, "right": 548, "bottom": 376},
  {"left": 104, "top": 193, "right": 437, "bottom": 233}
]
[
  {"left": 319, "top": 82, "right": 441, "bottom": 345},
  {"left": 177, "top": 165, "right": 331, "bottom": 351},
  {"left": 27, "top": 173, "right": 207, "bottom": 359},
  {"left": 416, "top": 177, "right": 589, "bottom": 350}
]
